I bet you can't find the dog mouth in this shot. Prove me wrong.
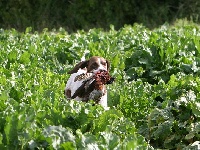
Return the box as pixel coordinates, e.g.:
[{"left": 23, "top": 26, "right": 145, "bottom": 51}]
[
  {"left": 94, "top": 70, "right": 115, "bottom": 85},
  {"left": 74, "top": 70, "right": 115, "bottom": 85},
  {"left": 71, "top": 70, "right": 115, "bottom": 101}
]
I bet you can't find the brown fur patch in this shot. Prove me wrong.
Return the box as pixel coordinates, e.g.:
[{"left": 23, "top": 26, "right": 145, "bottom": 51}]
[{"left": 65, "top": 89, "right": 71, "bottom": 98}]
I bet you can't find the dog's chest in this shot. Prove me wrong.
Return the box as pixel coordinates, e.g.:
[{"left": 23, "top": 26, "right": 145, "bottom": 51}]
[{"left": 65, "top": 69, "right": 109, "bottom": 107}]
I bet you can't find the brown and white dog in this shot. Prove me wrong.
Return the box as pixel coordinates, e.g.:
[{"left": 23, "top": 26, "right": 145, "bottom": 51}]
[{"left": 65, "top": 56, "right": 111, "bottom": 108}]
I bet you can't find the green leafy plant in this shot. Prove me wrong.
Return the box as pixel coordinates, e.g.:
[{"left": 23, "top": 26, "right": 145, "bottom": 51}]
[
  {"left": 139, "top": 74, "right": 200, "bottom": 149},
  {"left": 1, "top": 22, "right": 200, "bottom": 149}
]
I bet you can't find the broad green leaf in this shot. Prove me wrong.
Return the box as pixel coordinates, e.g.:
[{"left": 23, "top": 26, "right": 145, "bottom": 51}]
[
  {"left": 100, "top": 132, "right": 120, "bottom": 149},
  {"left": 192, "top": 102, "right": 200, "bottom": 117},
  {"left": 8, "top": 50, "right": 17, "bottom": 62},
  {"left": 185, "top": 132, "right": 195, "bottom": 140},
  {"left": 112, "top": 54, "right": 120, "bottom": 68},
  {"left": 0, "top": 133, "right": 2, "bottom": 144},
  {"left": 19, "top": 51, "right": 30, "bottom": 64},
  {"left": 43, "top": 126, "right": 75, "bottom": 149}
]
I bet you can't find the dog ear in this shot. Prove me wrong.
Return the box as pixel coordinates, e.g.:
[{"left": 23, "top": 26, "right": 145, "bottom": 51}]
[
  {"left": 68, "top": 60, "right": 89, "bottom": 74},
  {"left": 106, "top": 59, "right": 110, "bottom": 71}
]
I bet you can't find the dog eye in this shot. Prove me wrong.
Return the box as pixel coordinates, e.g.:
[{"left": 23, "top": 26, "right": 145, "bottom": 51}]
[
  {"left": 102, "top": 62, "right": 106, "bottom": 66},
  {"left": 92, "top": 63, "right": 98, "bottom": 68}
]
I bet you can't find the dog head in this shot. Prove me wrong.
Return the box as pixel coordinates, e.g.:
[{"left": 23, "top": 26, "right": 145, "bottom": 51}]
[{"left": 68, "top": 56, "right": 110, "bottom": 74}]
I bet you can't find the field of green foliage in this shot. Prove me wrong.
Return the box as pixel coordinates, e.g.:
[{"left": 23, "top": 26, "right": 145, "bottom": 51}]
[{"left": 1, "top": 20, "right": 200, "bottom": 149}]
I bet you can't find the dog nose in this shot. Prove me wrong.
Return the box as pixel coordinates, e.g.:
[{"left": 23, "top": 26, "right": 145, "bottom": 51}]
[
  {"left": 93, "top": 68, "right": 107, "bottom": 74},
  {"left": 98, "top": 68, "right": 107, "bottom": 73},
  {"left": 99, "top": 69, "right": 106, "bottom": 71}
]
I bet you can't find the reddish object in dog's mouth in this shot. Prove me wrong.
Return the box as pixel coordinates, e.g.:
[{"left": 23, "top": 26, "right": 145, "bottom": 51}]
[{"left": 94, "top": 70, "right": 115, "bottom": 85}]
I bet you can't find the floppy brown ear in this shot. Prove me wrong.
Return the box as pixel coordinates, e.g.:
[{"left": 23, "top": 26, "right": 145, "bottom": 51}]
[
  {"left": 106, "top": 59, "right": 110, "bottom": 71},
  {"left": 68, "top": 60, "right": 89, "bottom": 74}
]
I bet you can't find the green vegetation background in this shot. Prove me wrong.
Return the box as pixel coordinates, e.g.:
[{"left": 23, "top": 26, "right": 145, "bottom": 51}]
[
  {"left": 1, "top": 21, "right": 200, "bottom": 149},
  {"left": 0, "top": 0, "right": 200, "bottom": 32},
  {"left": 1, "top": 1, "right": 200, "bottom": 149}
]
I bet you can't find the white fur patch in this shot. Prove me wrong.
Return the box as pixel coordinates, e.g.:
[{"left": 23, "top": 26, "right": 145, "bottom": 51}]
[{"left": 65, "top": 68, "right": 87, "bottom": 98}]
